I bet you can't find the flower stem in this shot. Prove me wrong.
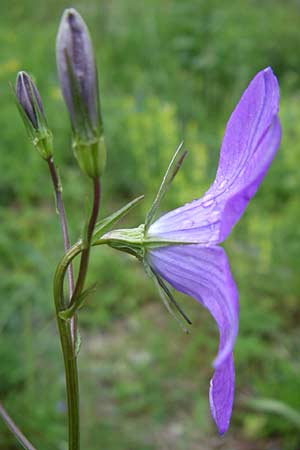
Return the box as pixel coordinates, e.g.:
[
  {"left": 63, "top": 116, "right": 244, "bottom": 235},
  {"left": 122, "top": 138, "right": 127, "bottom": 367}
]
[
  {"left": 47, "top": 156, "right": 80, "bottom": 449},
  {"left": 0, "top": 402, "right": 37, "bottom": 450},
  {"left": 47, "top": 156, "right": 74, "bottom": 295},
  {"left": 69, "top": 177, "right": 101, "bottom": 308},
  {"left": 55, "top": 318, "right": 80, "bottom": 450},
  {"left": 47, "top": 157, "right": 77, "bottom": 346},
  {"left": 53, "top": 176, "right": 100, "bottom": 450},
  {"left": 53, "top": 245, "right": 80, "bottom": 450}
]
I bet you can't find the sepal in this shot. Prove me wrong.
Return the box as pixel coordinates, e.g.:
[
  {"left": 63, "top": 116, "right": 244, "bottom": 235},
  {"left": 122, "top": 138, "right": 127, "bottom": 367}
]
[
  {"left": 73, "top": 134, "right": 106, "bottom": 178},
  {"left": 145, "top": 142, "right": 187, "bottom": 231},
  {"left": 144, "top": 261, "right": 192, "bottom": 333},
  {"left": 103, "top": 225, "right": 145, "bottom": 259},
  {"left": 92, "top": 194, "right": 144, "bottom": 242}
]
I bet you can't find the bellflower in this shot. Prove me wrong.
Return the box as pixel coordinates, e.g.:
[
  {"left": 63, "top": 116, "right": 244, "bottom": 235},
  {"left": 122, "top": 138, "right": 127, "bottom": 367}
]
[{"left": 102, "top": 67, "right": 281, "bottom": 434}]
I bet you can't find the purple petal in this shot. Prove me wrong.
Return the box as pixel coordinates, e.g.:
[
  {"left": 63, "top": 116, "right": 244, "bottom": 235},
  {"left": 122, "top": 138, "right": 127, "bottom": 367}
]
[
  {"left": 209, "top": 354, "right": 234, "bottom": 435},
  {"left": 147, "top": 244, "right": 238, "bottom": 434},
  {"left": 148, "top": 67, "right": 281, "bottom": 244}
]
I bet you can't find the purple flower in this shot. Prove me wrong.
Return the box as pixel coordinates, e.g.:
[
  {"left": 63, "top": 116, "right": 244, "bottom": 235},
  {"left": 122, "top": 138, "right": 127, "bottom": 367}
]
[
  {"left": 102, "top": 67, "right": 281, "bottom": 434},
  {"left": 146, "top": 67, "right": 281, "bottom": 434}
]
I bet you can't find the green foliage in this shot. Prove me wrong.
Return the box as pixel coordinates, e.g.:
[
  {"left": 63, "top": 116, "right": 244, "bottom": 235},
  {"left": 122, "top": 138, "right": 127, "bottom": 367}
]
[{"left": 1, "top": 0, "right": 300, "bottom": 449}]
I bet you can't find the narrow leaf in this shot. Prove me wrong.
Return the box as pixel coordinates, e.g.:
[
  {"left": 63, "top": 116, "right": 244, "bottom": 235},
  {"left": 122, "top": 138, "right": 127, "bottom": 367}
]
[
  {"left": 144, "top": 261, "right": 191, "bottom": 333},
  {"left": 145, "top": 142, "right": 187, "bottom": 231},
  {"left": 92, "top": 195, "right": 144, "bottom": 242}
]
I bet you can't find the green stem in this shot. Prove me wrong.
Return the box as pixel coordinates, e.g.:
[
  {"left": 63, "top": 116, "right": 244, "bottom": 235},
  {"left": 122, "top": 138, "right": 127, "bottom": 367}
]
[
  {"left": 47, "top": 156, "right": 79, "bottom": 449},
  {"left": 53, "top": 240, "right": 108, "bottom": 449},
  {"left": 47, "top": 156, "right": 77, "bottom": 346},
  {"left": 56, "top": 320, "right": 80, "bottom": 450},
  {"left": 54, "top": 240, "right": 108, "bottom": 309},
  {"left": 53, "top": 178, "right": 100, "bottom": 450},
  {"left": 53, "top": 243, "right": 81, "bottom": 450},
  {"left": 47, "top": 156, "right": 74, "bottom": 297}
]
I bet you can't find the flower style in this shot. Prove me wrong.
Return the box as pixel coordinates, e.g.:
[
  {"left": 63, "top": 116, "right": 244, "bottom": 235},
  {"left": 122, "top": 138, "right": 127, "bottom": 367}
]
[{"left": 103, "top": 67, "right": 281, "bottom": 434}]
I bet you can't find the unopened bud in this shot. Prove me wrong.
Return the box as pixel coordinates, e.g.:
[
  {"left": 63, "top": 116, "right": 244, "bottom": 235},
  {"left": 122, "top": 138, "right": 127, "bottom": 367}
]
[
  {"left": 56, "top": 8, "right": 105, "bottom": 177},
  {"left": 15, "top": 71, "right": 53, "bottom": 159}
]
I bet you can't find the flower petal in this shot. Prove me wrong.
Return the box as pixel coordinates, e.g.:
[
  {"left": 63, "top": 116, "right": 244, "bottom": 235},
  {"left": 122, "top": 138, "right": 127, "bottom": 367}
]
[
  {"left": 148, "top": 67, "right": 281, "bottom": 244},
  {"left": 209, "top": 353, "right": 234, "bottom": 435},
  {"left": 147, "top": 244, "right": 238, "bottom": 433}
]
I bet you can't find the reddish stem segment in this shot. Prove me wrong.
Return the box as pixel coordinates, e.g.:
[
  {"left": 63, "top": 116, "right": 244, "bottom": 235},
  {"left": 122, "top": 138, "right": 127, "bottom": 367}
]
[
  {"left": 47, "top": 157, "right": 75, "bottom": 296},
  {"left": 47, "top": 157, "right": 77, "bottom": 345},
  {"left": 69, "top": 177, "right": 101, "bottom": 307}
]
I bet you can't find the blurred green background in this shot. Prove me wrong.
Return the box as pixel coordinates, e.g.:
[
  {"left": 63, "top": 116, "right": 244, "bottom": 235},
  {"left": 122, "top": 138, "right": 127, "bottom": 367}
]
[{"left": 1, "top": 0, "right": 300, "bottom": 449}]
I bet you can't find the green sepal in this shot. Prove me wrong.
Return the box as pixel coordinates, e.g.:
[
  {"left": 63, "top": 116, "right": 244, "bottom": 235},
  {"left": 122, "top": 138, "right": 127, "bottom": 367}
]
[
  {"left": 100, "top": 225, "right": 145, "bottom": 259},
  {"left": 92, "top": 195, "right": 144, "bottom": 243},
  {"left": 33, "top": 131, "right": 53, "bottom": 160},
  {"left": 143, "top": 261, "right": 191, "bottom": 333},
  {"left": 145, "top": 142, "right": 187, "bottom": 231},
  {"left": 73, "top": 134, "right": 106, "bottom": 178},
  {"left": 100, "top": 226, "right": 202, "bottom": 255}
]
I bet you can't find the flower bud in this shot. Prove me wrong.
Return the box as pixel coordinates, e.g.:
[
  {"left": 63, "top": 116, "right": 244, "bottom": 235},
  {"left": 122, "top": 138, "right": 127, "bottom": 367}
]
[
  {"left": 15, "top": 71, "right": 53, "bottom": 159},
  {"left": 56, "top": 8, "right": 105, "bottom": 177},
  {"left": 16, "top": 71, "right": 45, "bottom": 129}
]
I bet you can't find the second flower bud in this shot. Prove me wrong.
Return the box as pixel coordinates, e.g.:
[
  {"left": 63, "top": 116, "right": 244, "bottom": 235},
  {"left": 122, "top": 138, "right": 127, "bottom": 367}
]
[{"left": 56, "top": 8, "right": 106, "bottom": 177}]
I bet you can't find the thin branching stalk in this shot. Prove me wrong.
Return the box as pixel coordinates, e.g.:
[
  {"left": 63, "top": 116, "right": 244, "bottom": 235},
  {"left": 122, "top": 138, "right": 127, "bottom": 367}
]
[
  {"left": 0, "top": 402, "right": 37, "bottom": 450},
  {"left": 69, "top": 177, "right": 101, "bottom": 307},
  {"left": 47, "top": 156, "right": 77, "bottom": 347},
  {"left": 47, "top": 156, "right": 74, "bottom": 296},
  {"left": 47, "top": 156, "right": 80, "bottom": 449}
]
